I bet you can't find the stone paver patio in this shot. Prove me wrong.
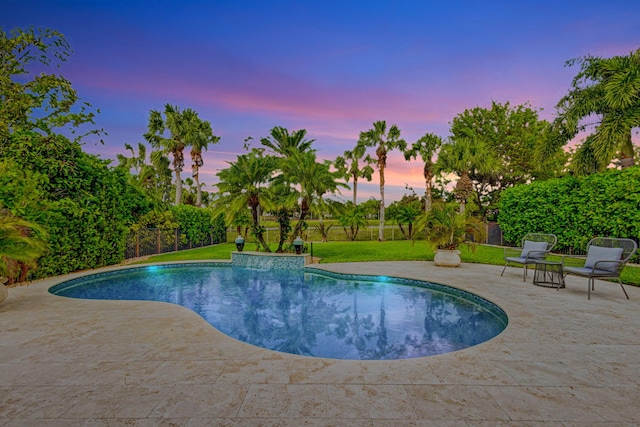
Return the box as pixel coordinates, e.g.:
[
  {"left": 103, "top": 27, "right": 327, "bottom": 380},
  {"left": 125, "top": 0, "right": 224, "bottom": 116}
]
[{"left": 1, "top": 260, "right": 639, "bottom": 426}]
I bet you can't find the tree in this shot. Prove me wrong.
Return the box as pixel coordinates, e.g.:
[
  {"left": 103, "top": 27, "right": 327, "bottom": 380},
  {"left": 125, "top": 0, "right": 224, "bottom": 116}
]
[
  {"left": 260, "top": 126, "right": 314, "bottom": 156},
  {"left": 215, "top": 149, "right": 277, "bottom": 252},
  {"left": 553, "top": 49, "right": 640, "bottom": 175},
  {"left": 278, "top": 150, "right": 348, "bottom": 241},
  {"left": 404, "top": 132, "right": 443, "bottom": 212},
  {"left": 445, "top": 102, "right": 565, "bottom": 217},
  {"left": 0, "top": 27, "right": 100, "bottom": 141},
  {"left": 189, "top": 119, "right": 220, "bottom": 207},
  {"left": 387, "top": 195, "right": 422, "bottom": 239},
  {"left": 436, "top": 137, "right": 500, "bottom": 214},
  {"left": 1, "top": 27, "right": 150, "bottom": 280},
  {"left": 334, "top": 143, "right": 374, "bottom": 205},
  {"left": 337, "top": 202, "right": 367, "bottom": 241},
  {"left": 145, "top": 104, "right": 212, "bottom": 206},
  {"left": 359, "top": 120, "right": 407, "bottom": 241}
]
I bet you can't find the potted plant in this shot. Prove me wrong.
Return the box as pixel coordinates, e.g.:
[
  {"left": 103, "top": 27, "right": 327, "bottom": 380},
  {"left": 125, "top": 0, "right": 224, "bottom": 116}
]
[{"left": 415, "top": 202, "right": 486, "bottom": 267}]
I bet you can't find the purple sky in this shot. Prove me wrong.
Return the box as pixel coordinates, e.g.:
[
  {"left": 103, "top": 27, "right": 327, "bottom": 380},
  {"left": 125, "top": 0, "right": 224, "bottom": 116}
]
[{"left": 3, "top": 0, "right": 639, "bottom": 203}]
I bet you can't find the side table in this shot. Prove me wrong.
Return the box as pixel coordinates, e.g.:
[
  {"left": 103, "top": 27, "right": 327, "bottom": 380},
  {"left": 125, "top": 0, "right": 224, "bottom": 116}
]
[{"left": 533, "top": 260, "right": 565, "bottom": 289}]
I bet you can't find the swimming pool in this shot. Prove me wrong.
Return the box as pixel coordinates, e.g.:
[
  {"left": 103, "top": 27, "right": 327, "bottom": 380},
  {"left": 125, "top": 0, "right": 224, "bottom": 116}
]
[{"left": 49, "top": 263, "right": 508, "bottom": 360}]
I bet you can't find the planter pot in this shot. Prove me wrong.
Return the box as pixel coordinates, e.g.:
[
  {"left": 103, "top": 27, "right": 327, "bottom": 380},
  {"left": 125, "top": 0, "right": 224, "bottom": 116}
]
[{"left": 434, "top": 249, "right": 461, "bottom": 267}]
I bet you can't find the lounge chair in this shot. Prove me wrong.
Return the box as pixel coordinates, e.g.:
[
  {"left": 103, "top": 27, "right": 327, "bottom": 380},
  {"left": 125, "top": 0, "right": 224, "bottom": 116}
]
[
  {"left": 562, "top": 237, "right": 637, "bottom": 300},
  {"left": 501, "top": 233, "right": 557, "bottom": 281}
]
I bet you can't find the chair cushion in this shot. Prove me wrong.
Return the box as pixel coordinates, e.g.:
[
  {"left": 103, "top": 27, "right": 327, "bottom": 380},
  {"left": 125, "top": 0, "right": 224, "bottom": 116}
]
[
  {"left": 584, "top": 246, "right": 623, "bottom": 272},
  {"left": 505, "top": 256, "right": 536, "bottom": 265},
  {"left": 520, "top": 240, "right": 548, "bottom": 259},
  {"left": 564, "top": 266, "right": 617, "bottom": 277}
]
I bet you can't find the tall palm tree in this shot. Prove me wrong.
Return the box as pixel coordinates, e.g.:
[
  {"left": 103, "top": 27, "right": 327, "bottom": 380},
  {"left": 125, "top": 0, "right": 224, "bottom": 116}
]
[
  {"left": 145, "top": 104, "right": 201, "bottom": 205},
  {"left": 334, "top": 142, "right": 374, "bottom": 205},
  {"left": 359, "top": 120, "right": 407, "bottom": 241},
  {"left": 189, "top": 119, "right": 220, "bottom": 207},
  {"left": 553, "top": 48, "right": 640, "bottom": 174},
  {"left": 404, "top": 132, "right": 443, "bottom": 212},
  {"left": 436, "top": 137, "right": 500, "bottom": 213},
  {"left": 215, "top": 149, "right": 277, "bottom": 252}
]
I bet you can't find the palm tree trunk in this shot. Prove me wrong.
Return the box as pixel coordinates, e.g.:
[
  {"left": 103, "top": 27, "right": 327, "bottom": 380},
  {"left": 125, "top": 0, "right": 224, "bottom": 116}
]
[
  {"left": 378, "top": 166, "right": 385, "bottom": 241},
  {"left": 174, "top": 169, "right": 183, "bottom": 205},
  {"left": 352, "top": 175, "right": 358, "bottom": 205},
  {"left": 194, "top": 172, "right": 202, "bottom": 207}
]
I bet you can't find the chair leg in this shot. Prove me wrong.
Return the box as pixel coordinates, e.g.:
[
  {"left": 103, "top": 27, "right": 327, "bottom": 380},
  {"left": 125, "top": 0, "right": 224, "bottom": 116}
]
[
  {"left": 523, "top": 266, "right": 527, "bottom": 281},
  {"left": 501, "top": 264, "right": 507, "bottom": 276},
  {"left": 588, "top": 278, "right": 592, "bottom": 300},
  {"left": 618, "top": 279, "right": 630, "bottom": 300}
]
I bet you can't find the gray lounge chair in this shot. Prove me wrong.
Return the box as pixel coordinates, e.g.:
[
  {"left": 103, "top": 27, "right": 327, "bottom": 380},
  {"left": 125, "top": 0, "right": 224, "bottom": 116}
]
[
  {"left": 501, "top": 233, "right": 557, "bottom": 281},
  {"left": 562, "top": 237, "right": 637, "bottom": 300}
]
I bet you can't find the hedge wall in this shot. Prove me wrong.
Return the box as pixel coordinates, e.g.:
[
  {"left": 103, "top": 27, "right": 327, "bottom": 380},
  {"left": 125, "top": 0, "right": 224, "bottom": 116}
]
[{"left": 498, "top": 167, "right": 640, "bottom": 251}]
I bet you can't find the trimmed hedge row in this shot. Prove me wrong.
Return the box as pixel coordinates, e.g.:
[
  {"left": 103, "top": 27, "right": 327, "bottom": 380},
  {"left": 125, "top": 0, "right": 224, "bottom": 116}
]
[{"left": 498, "top": 167, "right": 640, "bottom": 252}]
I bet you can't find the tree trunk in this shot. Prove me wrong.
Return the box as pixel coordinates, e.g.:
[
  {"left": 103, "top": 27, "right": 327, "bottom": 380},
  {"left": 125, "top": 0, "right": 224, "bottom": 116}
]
[
  {"left": 352, "top": 175, "right": 358, "bottom": 205},
  {"left": 194, "top": 172, "right": 202, "bottom": 207},
  {"left": 174, "top": 169, "right": 182, "bottom": 205},
  {"left": 378, "top": 166, "right": 385, "bottom": 241}
]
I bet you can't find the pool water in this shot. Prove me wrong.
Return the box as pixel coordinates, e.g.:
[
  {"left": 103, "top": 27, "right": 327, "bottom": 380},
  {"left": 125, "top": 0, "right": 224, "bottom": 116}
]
[{"left": 49, "top": 264, "right": 508, "bottom": 360}]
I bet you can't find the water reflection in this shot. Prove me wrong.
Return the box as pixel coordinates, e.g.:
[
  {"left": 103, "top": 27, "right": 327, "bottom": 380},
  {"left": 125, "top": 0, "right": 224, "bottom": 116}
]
[{"left": 51, "top": 265, "right": 507, "bottom": 360}]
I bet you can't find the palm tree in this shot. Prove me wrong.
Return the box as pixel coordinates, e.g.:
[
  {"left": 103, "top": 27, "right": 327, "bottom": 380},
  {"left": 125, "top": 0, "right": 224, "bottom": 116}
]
[
  {"left": 404, "top": 132, "right": 443, "bottom": 212},
  {"left": 334, "top": 142, "right": 374, "bottom": 205},
  {"left": 278, "top": 150, "right": 348, "bottom": 241},
  {"left": 215, "top": 149, "right": 277, "bottom": 252},
  {"left": 0, "top": 210, "right": 47, "bottom": 285},
  {"left": 436, "top": 137, "right": 500, "bottom": 214},
  {"left": 116, "top": 142, "right": 147, "bottom": 175},
  {"left": 359, "top": 120, "right": 407, "bottom": 241},
  {"left": 260, "top": 126, "right": 314, "bottom": 156},
  {"left": 553, "top": 48, "right": 640, "bottom": 174},
  {"left": 145, "top": 104, "right": 202, "bottom": 205},
  {"left": 189, "top": 119, "right": 220, "bottom": 207}
]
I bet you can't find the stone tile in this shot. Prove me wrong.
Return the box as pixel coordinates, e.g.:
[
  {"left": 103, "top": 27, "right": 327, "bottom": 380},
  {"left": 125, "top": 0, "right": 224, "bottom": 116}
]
[
  {"left": 484, "top": 385, "right": 605, "bottom": 422},
  {"left": 326, "top": 384, "right": 417, "bottom": 419},
  {"left": 186, "top": 419, "right": 281, "bottom": 427},
  {"left": 291, "top": 359, "right": 365, "bottom": 384},
  {"left": 0, "top": 361, "right": 85, "bottom": 386},
  {"left": 429, "top": 356, "right": 518, "bottom": 386},
  {"left": 0, "top": 386, "right": 94, "bottom": 419},
  {"left": 238, "top": 384, "right": 326, "bottom": 418},
  {"left": 372, "top": 421, "right": 467, "bottom": 427},
  {"left": 149, "top": 383, "right": 249, "bottom": 418},
  {"left": 217, "top": 359, "right": 293, "bottom": 384},
  {"left": 362, "top": 359, "right": 441, "bottom": 384},
  {"left": 404, "top": 385, "right": 510, "bottom": 421},
  {"left": 61, "top": 384, "right": 169, "bottom": 418}
]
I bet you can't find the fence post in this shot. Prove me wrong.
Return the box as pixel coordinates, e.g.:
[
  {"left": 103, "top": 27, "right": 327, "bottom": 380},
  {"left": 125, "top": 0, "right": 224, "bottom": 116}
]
[
  {"left": 175, "top": 229, "right": 179, "bottom": 252},
  {"left": 157, "top": 229, "right": 161, "bottom": 255},
  {"left": 135, "top": 231, "right": 140, "bottom": 258}
]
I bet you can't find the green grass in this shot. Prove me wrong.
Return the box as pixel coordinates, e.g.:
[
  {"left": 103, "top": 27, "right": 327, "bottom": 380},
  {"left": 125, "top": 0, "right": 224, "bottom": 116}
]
[{"left": 137, "top": 240, "right": 640, "bottom": 286}]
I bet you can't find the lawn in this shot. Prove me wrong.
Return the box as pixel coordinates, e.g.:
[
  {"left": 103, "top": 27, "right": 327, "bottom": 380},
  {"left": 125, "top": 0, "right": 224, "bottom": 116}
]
[{"left": 137, "top": 241, "right": 640, "bottom": 286}]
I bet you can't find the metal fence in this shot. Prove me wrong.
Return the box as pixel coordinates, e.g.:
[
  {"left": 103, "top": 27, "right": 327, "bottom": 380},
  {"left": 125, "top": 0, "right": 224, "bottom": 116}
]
[{"left": 125, "top": 228, "right": 226, "bottom": 259}]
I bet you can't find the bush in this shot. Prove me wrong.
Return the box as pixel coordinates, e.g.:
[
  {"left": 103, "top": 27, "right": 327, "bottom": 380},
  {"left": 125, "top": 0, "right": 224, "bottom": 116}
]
[{"left": 499, "top": 167, "right": 640, "bottom": 252}]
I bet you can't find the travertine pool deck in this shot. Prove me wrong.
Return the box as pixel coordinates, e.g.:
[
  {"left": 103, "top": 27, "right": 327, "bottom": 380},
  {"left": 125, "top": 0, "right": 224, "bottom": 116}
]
[{"left": 1, "top": 260, "right": 639, "bottom": 426}]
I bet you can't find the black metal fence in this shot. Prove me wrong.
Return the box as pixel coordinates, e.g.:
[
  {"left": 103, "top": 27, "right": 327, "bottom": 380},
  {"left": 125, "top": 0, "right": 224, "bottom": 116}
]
[{"left": 125, "top": 228, "right": 226, "bottom": 259}]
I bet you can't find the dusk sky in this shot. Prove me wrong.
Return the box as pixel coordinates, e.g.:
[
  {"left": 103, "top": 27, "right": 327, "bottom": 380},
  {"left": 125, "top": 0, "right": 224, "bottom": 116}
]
[{"left": 3, "top": 0, "right": 639, "bottom": 203}]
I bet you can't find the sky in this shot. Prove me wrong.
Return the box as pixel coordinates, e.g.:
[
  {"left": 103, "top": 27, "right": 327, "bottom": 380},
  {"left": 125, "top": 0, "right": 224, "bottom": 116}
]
[{"left": 3, "top": 0, "right": 640, "bottom": 204}]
